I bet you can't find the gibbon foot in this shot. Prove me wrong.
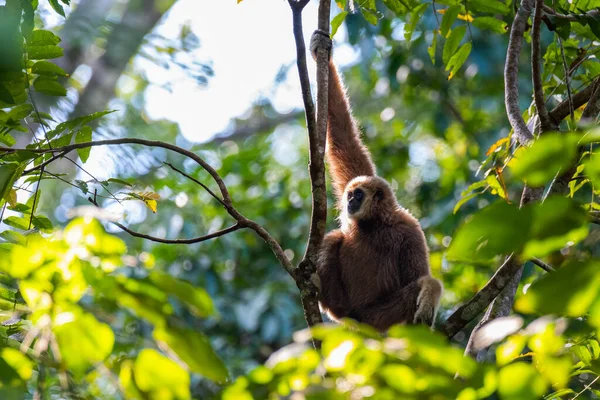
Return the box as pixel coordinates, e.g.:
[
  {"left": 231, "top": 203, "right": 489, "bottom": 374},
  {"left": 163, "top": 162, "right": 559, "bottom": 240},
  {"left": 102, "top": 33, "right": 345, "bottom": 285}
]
[
  {"left": 310, "top": 29, "right": 332, "bottom": 61},
  {"left": 413, "top": 277, "right": 443, "bottom": 327}
]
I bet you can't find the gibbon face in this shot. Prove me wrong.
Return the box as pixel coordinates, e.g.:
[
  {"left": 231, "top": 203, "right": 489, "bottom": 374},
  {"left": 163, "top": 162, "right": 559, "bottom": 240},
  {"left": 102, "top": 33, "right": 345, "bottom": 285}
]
[{"left": 343, "top": 176, "right": 397, "bottom": 221}]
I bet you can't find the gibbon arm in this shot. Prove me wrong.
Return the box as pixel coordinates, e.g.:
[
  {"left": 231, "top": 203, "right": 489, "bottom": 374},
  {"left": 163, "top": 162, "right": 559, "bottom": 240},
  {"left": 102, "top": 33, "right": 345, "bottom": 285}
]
[
  {"left": 317, "top": 230, "right": 351, "bottom": 319},
  {"left": 326, "top": 62, "right": 376, "bottom": 199}
]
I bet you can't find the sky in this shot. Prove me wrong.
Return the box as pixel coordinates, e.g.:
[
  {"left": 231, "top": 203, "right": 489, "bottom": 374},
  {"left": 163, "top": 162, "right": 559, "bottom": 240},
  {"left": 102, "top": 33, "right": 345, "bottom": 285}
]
[{"left": 138, "top": 0, "right": 356, "bottom": 143}]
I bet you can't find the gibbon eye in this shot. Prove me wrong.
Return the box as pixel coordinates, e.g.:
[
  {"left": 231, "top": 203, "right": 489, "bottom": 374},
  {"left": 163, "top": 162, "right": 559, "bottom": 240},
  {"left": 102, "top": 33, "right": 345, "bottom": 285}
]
[
  {"left": 352, "top": 188, "right": 365, "bottom": 201},
  {"left": 374, "top": 189, "right": 384, "bottom": 199}
]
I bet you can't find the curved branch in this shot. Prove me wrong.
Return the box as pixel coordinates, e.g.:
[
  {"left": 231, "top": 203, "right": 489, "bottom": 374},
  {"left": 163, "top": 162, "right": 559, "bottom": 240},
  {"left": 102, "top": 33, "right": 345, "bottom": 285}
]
[
  {"left": 112, "top": 221, "right": 244, "bottom": 244},
  {"left": 532, "top": 0, "right": 554, "bottom": 132},
  {"left": 0, "top": 138, "right": 296, "bottom": 277},
  {"left": 531, "top": 257, "right": 554, "bottom": 273},
  {"left": 505, "top": 0, "right": 536, "bottom": 146}
]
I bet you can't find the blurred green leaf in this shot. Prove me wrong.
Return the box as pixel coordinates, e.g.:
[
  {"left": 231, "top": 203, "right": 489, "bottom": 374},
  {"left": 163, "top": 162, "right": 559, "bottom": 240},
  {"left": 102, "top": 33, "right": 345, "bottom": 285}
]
[
  {"left": 498, "top": 362, "right": 548, "bottom": 399},
  {"left": 516, "top": 260, "right": 600, "bottom": 317},
  {"left": 149, "top": 272, "right": 215, "bottom": 317},
  {"left": 54, "top": 310, "right": 115, "bottom": 375},
  {"left": 446, "top": 42, "right": 472, "bottom": 80},
  {"left": 510, "top": 133, "right": 578, "bottom": 187},
  {"left": 447, "top": 202, "right": 531, "bottom": 263},
  {"left": 132, "top": 349, "right": 191, "bottom": 400},
  {"left": 33, "top": 79, "right": 66, "bottom": 96},
  {"left": 472, "top": 16, "right": 508, "bottom": 34},
  {"left": 331, "top": 11, "right": 348, "bottom": 38},
  {"left": 31, "top": 60, "right": 67, "bottom": 77},
  {"left": 441, "top": 6, "right": 461, "bottom": 37},
  {"left": 154, "top": 325, "right": 229, "bottom": 383}
]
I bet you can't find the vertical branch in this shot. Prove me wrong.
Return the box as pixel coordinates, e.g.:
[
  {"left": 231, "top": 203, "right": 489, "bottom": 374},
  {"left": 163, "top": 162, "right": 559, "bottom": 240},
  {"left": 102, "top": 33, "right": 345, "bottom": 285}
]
[
  {"left": 532, "top": 0, "right": 554, "bottom": 132},
  {"left": 505, "top": 0, "right": 536, "bottom": 146},
  {"left": 288, "top": 0, "right": 332, "bottom": 334}
]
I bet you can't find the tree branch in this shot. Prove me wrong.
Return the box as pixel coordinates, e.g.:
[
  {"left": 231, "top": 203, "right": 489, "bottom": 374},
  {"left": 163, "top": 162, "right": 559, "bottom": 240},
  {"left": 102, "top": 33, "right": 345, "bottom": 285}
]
[
  {"left": 441, "top": 256, "right": 524, "bottom": 338},
  {"left": 0, "top": 138, "right": 296, "bottom": 277},
  {"left": 111, "top": 221, "right": 244, "bottom": 244},
  {"left": 288, "top": 0, "right": 330, "bottom": 333},
  {"left": 543, "top": 4, "right": 600, "bottom": 21},
  {"left": 549, "top": 80, "right": 598, "bottom": 125},
  {"left": 505, "top": 0, "right": 536, "bottom": 146},
  {"left": 531, "top": 257, "right": 555, "bottom": 272},
  {"left": 532, "top": 0, "right": 554, "bottom": 132}
]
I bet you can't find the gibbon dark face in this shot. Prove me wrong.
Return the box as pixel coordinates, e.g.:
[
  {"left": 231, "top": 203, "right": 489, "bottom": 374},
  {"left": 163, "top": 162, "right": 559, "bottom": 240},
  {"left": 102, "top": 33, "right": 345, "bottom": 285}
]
[{"left": 347, "top": 187, "right": 364, "bottom": 214}]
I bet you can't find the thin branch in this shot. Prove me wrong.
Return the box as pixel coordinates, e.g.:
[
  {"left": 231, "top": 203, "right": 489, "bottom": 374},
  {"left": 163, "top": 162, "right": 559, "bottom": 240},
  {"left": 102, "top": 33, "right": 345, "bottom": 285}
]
[
  {"left": 580, "top": 77, "right": 600, "bottom": 122},
  {"left": 111, "top": 221, "right": 244, "bottom": 244},
  {"left": 0, "top": 138, "right": 296, "bottom": 277},
  {"left": 505, "top": 0, "right": 536, "bottom": 145},
  {"left": 163, "top": 162, "right": 227, "bottom": 207},
  {"left": 532, "top": 0, "right": 554, "bottom": 132},
  {"left": 531, "top": 257, "right": 555, "bottom": 272},
  {"left": 23, "top": 151, "right": 67, "bottom": 175},
  {"left": 557, "top": 35, "right": 575, "bottom": 123},
  {"left": 543, "top": 4, "right": 600, "bottom": 21}
]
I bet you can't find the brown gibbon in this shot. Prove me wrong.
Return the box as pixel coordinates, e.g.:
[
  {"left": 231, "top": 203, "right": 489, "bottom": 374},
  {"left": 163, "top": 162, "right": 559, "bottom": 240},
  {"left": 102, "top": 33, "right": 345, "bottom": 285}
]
[{"left": 310, "top": 30, "right": 443, "bottom": 331}]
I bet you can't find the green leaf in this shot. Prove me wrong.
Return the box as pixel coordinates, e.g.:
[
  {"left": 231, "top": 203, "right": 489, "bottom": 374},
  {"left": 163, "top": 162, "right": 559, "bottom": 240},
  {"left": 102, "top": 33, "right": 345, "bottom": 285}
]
[
  {"left": 106, "top": 178, "right": 134, "bottom": 187},
  {"left": 31, "top": 61, "right": 67, "bottom": 77},
  {"left": 154, "top": 325, "right": 229, "bottom": 383},
  {"left": 27, "top": 45, "right": 63, "bottom": 60},
  {"left": 54, "top": 310, "right": 114, "bottom": 375},
  {"left": 48, "top": 0, "right": 66, "bottom": 16},
  {"left": 31, "top": 215, "right": 53, "bottom": 232},
  {"left": 498, "top": 362, "right": 548, "bottom": 399},
  {"left": 149, "top": 272, "right": 215, "bottom": 318},
  {"left": 48, "top": 110, "right": 114, "bottom": 139},
  {"left": 404, "top": 3, "right": 428, "bottom": 41},
  {"left": 469, "top": 0, "right": 510, "bottom": 14},
  {"left": 73, "top": 179, "right": 88, "bottom": 195},
  {"left": 509, "top": 132, "right": 578, "bottom": 187},
  {"left": 523, "top": 196, "right": 588, "bottom": 259},
  {"left": 453, "top": 192, "right": 479, "bottom": 214},
  {"left": 33, "top": 79, "right": 66, "bottom": 96},
  {"left": 516, "top": 260, "right": 600, "bottom": 317},
  {"left": 0, "top": 84, "right": 15, "bottom": 105},
  {"left": 548, "top": 16, "right": 571, "bottom": 40},
  {"left": 382, "top": 0, "right": 413, "bottom": 15},
  {"left": 446, "top": 42, "right": 472, "bottom": 80},
  {"left": 7, "top": 104, "right": 33, "bottom": 121},
  {"left": 472, "top": 16, "right": 508, "bottom": 34},
  {"left": 428, "top": 30, "right": 438, "bottom": 65},
  {"left": 75, "top": 126, "right": 92, "bottom": 162},
  {"left": 446, "top": 202, "right": 532, "bottom": 263},
  {"left": 331, "top": 11, "right": 348, "bottom": 38},
  {"left": 443, "top": 25, "right": 466, "bottom": 65},
  {"left": 0, "top": 230, "right": 26, "bottom": 245},
  {"left": 0, "top": 163, "right": 23, "bottom": 202},
  {"left": 27, "top": 30, "right": 61, "bottom": 46},
  {"left": 441, "top": 6, "right": 461, "bottom": 37},
  {"left": 132, "top": 349, "right": 191, "bottom": 400},
  {"left": 2, "top": 217, "right": 30, "bottom": 231}
]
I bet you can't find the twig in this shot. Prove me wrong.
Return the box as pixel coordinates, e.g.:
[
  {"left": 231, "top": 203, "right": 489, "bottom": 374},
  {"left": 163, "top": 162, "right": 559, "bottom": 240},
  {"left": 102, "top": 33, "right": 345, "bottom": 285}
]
[
  {"left": 543, "top": 4, "right": 600, "bottom": 21},
  {"left": 531, "top": 257, "right": 554, "bottom": 272},
  {"left": 163, "top": 162, "right": 227, "bottom": 207},
  {"left": 572, "top": 375, "right": 600, "bottom": 399},
  {"left": 532, "top": 0, "right": 554, "bottom": 132},
  {"left": 505, "top": 0, "right": 536, "bottom": 145},
  {"left": 557, "top": 35, "right": 575, "bottom": 123},
  {"left": 28, "top": 166, "right": 44, "bottom": 230},
  {"left": 23, "top": 151, "right": 67, "bottom": 175}
]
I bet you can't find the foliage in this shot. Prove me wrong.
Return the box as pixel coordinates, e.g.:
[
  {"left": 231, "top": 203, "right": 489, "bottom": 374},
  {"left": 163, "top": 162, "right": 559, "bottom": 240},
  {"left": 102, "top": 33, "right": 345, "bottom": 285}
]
[{"left": 0, "top": 0, "right": 599, "bottom": 398}]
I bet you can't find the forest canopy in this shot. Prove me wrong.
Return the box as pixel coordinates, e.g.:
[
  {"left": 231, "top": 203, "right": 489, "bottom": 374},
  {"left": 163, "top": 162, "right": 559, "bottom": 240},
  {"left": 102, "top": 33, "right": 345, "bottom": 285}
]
[{"left": 0, "top": 0, "right": 600, "bottom": 399}]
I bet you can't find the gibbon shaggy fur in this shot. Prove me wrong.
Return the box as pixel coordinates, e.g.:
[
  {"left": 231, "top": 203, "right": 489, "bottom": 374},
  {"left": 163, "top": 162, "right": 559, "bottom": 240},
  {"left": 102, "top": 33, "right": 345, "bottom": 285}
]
[{"left": 311, "top": 30, "right": 443, "bottom": 331}]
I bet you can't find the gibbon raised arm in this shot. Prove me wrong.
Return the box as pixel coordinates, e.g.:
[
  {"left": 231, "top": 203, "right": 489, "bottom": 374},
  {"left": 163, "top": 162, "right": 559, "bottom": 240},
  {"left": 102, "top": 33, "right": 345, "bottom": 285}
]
[{"left": 311, "top": 30, "right": 443, "bottom": 331}]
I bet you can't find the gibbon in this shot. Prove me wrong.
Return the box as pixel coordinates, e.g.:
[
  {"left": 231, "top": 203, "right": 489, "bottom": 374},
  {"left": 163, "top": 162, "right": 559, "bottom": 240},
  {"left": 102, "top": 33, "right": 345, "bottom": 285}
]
[{"left": 311, "top": 30, "right": 443, "bottom": 331}]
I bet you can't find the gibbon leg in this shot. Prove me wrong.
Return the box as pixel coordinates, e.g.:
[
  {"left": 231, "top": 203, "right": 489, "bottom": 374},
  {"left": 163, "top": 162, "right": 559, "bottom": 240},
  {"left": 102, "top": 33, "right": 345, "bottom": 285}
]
[
  {"left": 353, "top": 276, "right": 442, "bottom": 331},
  {"left": 316, "top": 230, "right": 351, "bottom": 320}
]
